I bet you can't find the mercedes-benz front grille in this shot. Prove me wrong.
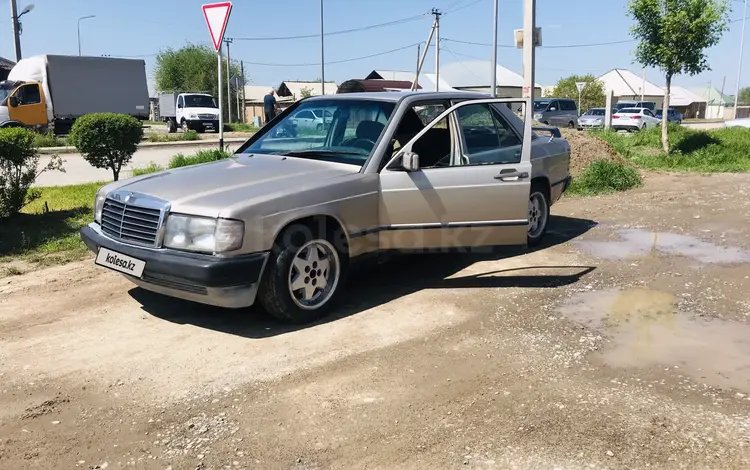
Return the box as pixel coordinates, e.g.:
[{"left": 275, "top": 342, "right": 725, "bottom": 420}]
[{"left": 101, "top": 195, "right": 165, "bottom": 247}]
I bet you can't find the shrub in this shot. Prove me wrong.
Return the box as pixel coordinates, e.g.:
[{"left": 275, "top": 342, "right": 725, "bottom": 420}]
[
  {"left": 168, "top": 149, "right": 230, "bottom": 169},
  {"left": 568, "top": 160, "right": 643, "bottom": 196},
  {"left": 0, "top": 128, "right": 64, "bottom": 218},
  {"left": 33, "top": 131, "right": 67, "bottom": 148},
  {"left": 145, "top": 130, "right": 200, "bottom": 143},
  {"left": 131, "top": 162, "right": 165, "bottom": 176},
  {"left": 68, "top": 113, "right": 143, "bottom": 181}
]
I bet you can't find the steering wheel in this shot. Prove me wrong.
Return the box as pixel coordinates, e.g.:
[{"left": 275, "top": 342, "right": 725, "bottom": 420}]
[{"left": 347, "top": 138, "right": 376, "bottom": 151}]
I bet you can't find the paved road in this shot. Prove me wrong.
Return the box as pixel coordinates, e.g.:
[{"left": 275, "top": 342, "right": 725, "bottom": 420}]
[{"left": 36, "top": 140, "right": 246, "bottom": 187}]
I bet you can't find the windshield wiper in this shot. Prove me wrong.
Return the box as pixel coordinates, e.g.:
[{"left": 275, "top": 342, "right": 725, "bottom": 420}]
[{"left": 283, "top": 149, "right": 364, "bottom": 157}]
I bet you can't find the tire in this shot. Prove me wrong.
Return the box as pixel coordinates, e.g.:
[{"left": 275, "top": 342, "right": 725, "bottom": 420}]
[
  {"left": 166, "top": 119, "right": 177, "bottom": 134},
  {"left": 567, "top": 121, "right": 575, "bottom": 129},
  {"left": 181, "top": 119, "right": 189, "bottom": 132},
  {"left": 641, "top": 124, "right": 647, "bottom": 131},
  {"left": 258, "top": 223, "right": 348, "bottom": 323},
  {"left": 527, "top": 182, "right": 550, "bottom": 247}
]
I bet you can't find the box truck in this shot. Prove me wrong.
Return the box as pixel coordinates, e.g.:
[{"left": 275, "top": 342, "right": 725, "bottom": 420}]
[
  {"left": 0, "top": 55, "right": 149, "bottom": 134},
  {"left": 157, "top": 92, "right": 220, "bottom": 133}
]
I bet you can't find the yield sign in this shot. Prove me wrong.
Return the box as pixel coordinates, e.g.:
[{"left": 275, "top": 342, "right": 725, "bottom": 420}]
[
  {"left": 202, "top": 2, "right": 233, "bottom": 51},
  {"left": 575, "top": 82, "right": 587, "bottom": 93}
]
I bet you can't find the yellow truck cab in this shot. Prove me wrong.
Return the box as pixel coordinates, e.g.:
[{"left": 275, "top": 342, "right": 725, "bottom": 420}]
[{"left": 0, "top": 55, "right": 149, "bottom": 134}]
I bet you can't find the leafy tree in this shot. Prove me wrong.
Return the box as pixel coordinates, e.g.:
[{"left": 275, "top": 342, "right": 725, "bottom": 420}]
[
  {"left": 0, "top": 128, "right": 64, "bottom": 218},
  {"left": 69, "top": 113, "right": 143, "bottom": 182},
  {"left": 154, "top": 44, "right": 244, "bottom": 121},
  {"left": 550, "top": 74, "right": 606, "bottom": 113},
  {"left": 738, "top": 86, "right": 750, "bottom": 105},
  {"left": 300, "top": 87, "right": 314, "bottom": 98},
  {"left": 629, "top": 0, "right": 729, "bottom": 151}
]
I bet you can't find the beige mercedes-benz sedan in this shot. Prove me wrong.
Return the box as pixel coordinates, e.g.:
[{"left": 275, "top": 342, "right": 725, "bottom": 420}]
[{"left": 81, "top": 92, "right": 572, "bottom": 323}]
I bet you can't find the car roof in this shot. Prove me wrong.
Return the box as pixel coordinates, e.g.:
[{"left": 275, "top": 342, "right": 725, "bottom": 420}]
[{"left": 303, "top": 91, "right": 490, "bottom": 103}]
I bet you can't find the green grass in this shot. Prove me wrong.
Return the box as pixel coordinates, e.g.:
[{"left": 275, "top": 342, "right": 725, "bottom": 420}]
[
  {"left": 145, "top": 130, "right": 200, "bottom": 142},
  {"left": 567, "top": 160, "right": 643, "bottom": 196},
  {"left": 33, "top": 132, "right": 68, "bottom": 148},
  {"left": 0, "top": 182, "right": 101, "bottom": 268},
  {"left": 225, "top": 122, "right": 258, "bottom": 133},
  {"left": 131, "top": 162, "right": 165, "bottom": 176},
  {"left": 168, "top": 149, "right": 231, "bottom": 168},
  {"left": 593, "top": 125, "right": 750, "bottom": 172}
]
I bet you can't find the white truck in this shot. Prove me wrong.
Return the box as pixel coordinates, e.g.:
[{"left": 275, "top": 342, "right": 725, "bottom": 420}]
[
  {"left": 157, "top": 92, "right": 220, "bottom": 133},
  {"left": 0, "top": 55, "right": 149, "bottom": 134}
]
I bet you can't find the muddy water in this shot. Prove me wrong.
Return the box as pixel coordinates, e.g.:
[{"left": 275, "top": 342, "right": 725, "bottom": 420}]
[
  {"left": 575, "top": 229, "right": 750, "bottom": 264},
  {"left": 558, "top": 288, "right": 750, "bottom": 392}
]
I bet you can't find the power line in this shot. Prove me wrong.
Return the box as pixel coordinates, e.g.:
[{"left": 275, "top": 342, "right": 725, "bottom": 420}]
[
  {"left": 238, "top": 42, "right": 424, "bottom": 67},
  {"left": 228, "top": 14, "right": 428, "bottom": 41},
  {"left": 444, "top": 0, "right": 486, "bottom": 14},
  {"left": 443, "top": 37, "right": 636, "bottom": 49}
]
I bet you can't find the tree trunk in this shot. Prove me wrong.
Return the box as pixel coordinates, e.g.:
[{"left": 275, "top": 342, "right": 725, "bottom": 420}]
[
  {"left": 112, "top": 166, "right": 120, "bottom": 182},
  {"left": 662, "top": 74, "right": 672, "bottom": 153}
]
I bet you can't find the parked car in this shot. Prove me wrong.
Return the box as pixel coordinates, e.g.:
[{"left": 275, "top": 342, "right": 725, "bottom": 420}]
[
  {"left": 655, "top": 108, "right": 683, "bottom": 124},
  {"left": 615, "top": 100, "right": 657, "bottom": 112},
  {"left": 723, "top": 118, "right": 750, "bottom": 128},
  {"left": 80, "top": 92, "right": 572, "bottom": 323},
  {"left": 578, "top": 108, "right": 606, "bottom": 130},
  {"left": 612, "top": 107, "right": 661, "bottom": 132},
  {"left": 533, "top": 98, "right": 579, "bottom": 128},
  {"left": 288, "top": 107, "right": 333, "bottom": 132}
]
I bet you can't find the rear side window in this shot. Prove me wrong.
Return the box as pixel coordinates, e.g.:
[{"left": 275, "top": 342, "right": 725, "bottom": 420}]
[{"left": 560, "top": 100, "right": 577, "bottom": 111}]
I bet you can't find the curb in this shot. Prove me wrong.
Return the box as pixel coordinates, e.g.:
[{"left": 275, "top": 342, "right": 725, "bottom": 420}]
[{"left": 38, "top": 137, "right": 248, "bottom": 155}]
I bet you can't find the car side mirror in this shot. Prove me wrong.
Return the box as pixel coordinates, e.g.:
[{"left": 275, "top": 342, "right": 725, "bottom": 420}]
[
  {"left": 549, "top": 107, "right": 557, "bottom": 111},
  {"left": 177, "top": 103, "right": 183, "bottom": 109},
  {"left": 8, "top": 96, "right": 18, "bottom": 107},
  {"left": 401, "top": 151, "right": 420, "bottom": 172}
]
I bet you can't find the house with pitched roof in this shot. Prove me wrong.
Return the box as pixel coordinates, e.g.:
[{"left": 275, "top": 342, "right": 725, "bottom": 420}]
[{"left": 597, "top": 69, "right": 664, "bottom": 105}]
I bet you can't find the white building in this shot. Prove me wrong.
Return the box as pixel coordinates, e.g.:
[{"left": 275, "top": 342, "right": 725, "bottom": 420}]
[
  {"left": 277, "top": 81, "right": 338, "bottom": 100},
  {"left": 597, "top": 69, "right": 664, "bottom": 104},
  {"left": 439, "top": 60, "right": 542, "bottom": 97},
  {"left": 364, "top": 70, "right": 457, "bottom": 92}
]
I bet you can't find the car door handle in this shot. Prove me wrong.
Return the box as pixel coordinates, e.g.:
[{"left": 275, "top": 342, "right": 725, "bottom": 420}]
[{"left": 494, "top": 169, "right": 529, "bottom": 181}]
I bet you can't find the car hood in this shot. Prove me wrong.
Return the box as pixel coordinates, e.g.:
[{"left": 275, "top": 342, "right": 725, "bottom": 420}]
[
  {"left": 113, "top": 154, "right": 361, "bottom": 218},
  {"left": 184, "top": 107, "right": 219, "bottom": 115},
  {"left": 579, "top": 115, "right": 603, "bottom": 121}
]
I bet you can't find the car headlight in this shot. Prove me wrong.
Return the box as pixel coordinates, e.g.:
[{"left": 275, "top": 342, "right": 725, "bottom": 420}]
[
  {"left": 533, "top": 113, "right": 542, "bottom": 119},
  {"left": 163, "top": 214, "right": 244, "bottom": 253},
  {"left": 94, "top": 187, "right": 107, "bottom": 223},
  {"left": 189, "top": 113, "right": 197, "bottom": 119}
]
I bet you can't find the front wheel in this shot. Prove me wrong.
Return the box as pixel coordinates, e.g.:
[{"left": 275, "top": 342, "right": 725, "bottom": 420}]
[
  {"left": 527, "top": 184, "right": 550, "bottom": 247},
  {"left": 181, "top": 119, "right": 189, "bottom": 132},
  {"left": 258, "top": 224, "right": 347, "bottom": 323}
]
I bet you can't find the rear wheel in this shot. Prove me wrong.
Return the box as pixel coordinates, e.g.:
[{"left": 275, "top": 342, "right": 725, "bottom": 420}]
[
  {"left": 641, "top": 123, "right": 647, "bottom": 131},
  {"left": 567, "top": 121, "right": 575, "bottom": 128},
  {"left": 527, "top": 182, "right": 550, "bottom": 247},
  {"left": 166, "top": 119, "right": 177, "bottom": 133},
  {"left": 259, "top": 224, "right": 347, "bottom": 323}
]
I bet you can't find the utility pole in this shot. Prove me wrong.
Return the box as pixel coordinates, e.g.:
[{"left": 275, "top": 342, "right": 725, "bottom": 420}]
[
  {"left": 224, "top": 38, "right": 233, "bottom": 123},
  {"left": 521, "top": 0, "right": 536, "bottom": 147},
  {"left": 240, "top": 60, "right": 246, "bottom": 123},
  {"left": 491, "top": 0, "right": 499, "bottom": 97},
  {"left": 415, "top": 43, "right": 420, "bottom": 89},
  {"left": 432, "top": 8, "right": 441, "bottom": 92},
  {"left": 320, "top": 0, "right": 325, "bottom": 94},
  {"left": 734, "top": 0, "right": 747, "bottom": 115},
  {"left": 641, "top": 68, "right": 646, "bottom": 101},
  {"left": 412, "top": 20, "right": 437, "bottom": 91},
  {"left": 10, "top": 0, "right": 22, "bottom": 61}
]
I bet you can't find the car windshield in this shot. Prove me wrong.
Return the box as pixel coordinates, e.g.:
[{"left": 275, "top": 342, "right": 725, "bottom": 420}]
[
  {"left": 585, "top": 109, "right": 605, "bottom": 116},
  {"left": 243, "top": 99, "right": 395, "bottom": 167},
  {"left": 533, "top": 100, "right": 550, "bottom": 111},
  {"left": 184, "top": 95, "right": 218, "bottom": 108},
  {"left": 618, "top": 108, "right": 642, "bottom": 114},
  {"left": 655, "top": 109, "right": 664, "bottom": 116},
  {"left": 615, "top": 102, "right": 636, "bottom": 110}
]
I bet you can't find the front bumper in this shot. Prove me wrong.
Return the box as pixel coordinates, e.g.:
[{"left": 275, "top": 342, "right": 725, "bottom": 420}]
[
  {"left": 81, "top": 223, "right": 269, "bottom": 308},
  {"left": 578, "top": 122, "right": 603, "bottom": 129}
]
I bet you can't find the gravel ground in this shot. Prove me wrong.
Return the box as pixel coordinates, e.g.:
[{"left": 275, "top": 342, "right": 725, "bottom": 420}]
[{"left": 1, "top": 172, "right": 750, "bottom": 469}]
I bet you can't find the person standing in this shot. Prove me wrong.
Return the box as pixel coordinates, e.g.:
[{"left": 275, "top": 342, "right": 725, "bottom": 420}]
[{"left": 263, "top": 89, "right": 278, "bottom": 124}]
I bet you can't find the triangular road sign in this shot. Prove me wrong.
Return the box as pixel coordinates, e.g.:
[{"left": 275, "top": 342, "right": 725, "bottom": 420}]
[{"left": 202, "top": 2, "right": 233, "bottom": 51}]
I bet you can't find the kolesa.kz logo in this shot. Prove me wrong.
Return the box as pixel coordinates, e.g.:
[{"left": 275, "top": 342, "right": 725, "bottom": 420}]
[{"left": 106, "top": 253, "right": 136, "bottom": 272}]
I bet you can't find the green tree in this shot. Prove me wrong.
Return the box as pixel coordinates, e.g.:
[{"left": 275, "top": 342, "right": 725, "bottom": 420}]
[
  {"left": 69, "top": 113, "right": 143, "bottom": 181},
  {"left": 154, "top": 44, "right": 244, "bottom": 121},
  {"left": 550, "top": 74, "right": 606, "bottom": 113},
  {"left": 300, "top": 87, "right": 314, "bottom": 98},
  {"left": 629, "top": 0, "right": 729, "bottom": 151},
  {"left": 738, "top": 86, "right": 750, "bottom": 105}
]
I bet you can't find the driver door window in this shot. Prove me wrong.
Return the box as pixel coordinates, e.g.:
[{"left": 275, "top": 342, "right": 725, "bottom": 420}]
[
  {"left": 16, "top": 84, "right": 41, "bottom": 106},
  {"left": 457, "top": 104, "right": 522, "bottom": 165}
]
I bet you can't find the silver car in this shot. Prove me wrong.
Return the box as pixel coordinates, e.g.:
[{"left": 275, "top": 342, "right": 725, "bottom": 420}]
[
  {"left": 578, "top": 108, "right": 606, "bottom": 130},
  {"left": 81, "top": 92, "right": 572, "bottom": 323}
]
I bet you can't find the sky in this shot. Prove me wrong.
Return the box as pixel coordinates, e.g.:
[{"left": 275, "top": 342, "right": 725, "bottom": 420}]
[{"left": 1, "top": 0, "right": 747, "bottom": 96}]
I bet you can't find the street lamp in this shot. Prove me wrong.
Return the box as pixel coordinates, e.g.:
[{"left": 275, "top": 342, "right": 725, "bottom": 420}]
[
  {"left": 734, "top": 0, "right": 747, "bottom": 114},
  {"left": 10, "top": 1, "right": 35, "bottom": 61},
  {"left": 78, "top": 15, "right": 96, "bottom": 56}
]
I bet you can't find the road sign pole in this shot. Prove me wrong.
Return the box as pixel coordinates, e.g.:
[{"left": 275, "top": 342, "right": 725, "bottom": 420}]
[{"left": 218, "top": 45, "right": 224, "bottom": 151}]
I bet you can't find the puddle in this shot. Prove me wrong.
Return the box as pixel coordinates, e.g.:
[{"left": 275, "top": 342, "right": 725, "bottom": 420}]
[
  {"left": 558, "top": 288, "right": 750, "bottom": 392},
  {"left": 575, "top": 229, "right": 750, "bottom": 264}
]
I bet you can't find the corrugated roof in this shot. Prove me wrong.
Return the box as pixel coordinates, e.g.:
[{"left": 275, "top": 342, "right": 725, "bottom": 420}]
[
  {"left": 0, "top": 56, "right": 15, "bottom": 71},
  {"left": 667, "top": 86, "right": 707, "bottom": 106},
  {"left": 243, "top": 85, "right": 294, "bottom": 103},
  {"left": 439, "top": 60, "right": 542, "bottom": 88},
  {"left": 277, "top": 81, "right": 338, "bottom": 99},
  {"left": 688, "top": 85, "right": 733, "bottom": 106},
  {"left": 597, "top": 69, "right": 664, "bottom": 97},
  {"left": 338, "top": 79, "right": 421, "bottom": 93},
  {"left": 365, "top": 70, "right": 457, "bottom": 92}
]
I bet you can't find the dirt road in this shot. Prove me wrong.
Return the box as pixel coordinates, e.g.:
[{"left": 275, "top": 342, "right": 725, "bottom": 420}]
[{"left": 2, "top": 172, "right": 750, "bottom": 469}]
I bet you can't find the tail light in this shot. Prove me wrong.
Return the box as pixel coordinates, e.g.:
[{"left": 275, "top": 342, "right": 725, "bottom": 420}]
[
  {"left": 630, "top": 116, "right": 642, "bottom": 120},
  {"left": 613, "top": 115, "right": 620, "bottom": 119}
]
